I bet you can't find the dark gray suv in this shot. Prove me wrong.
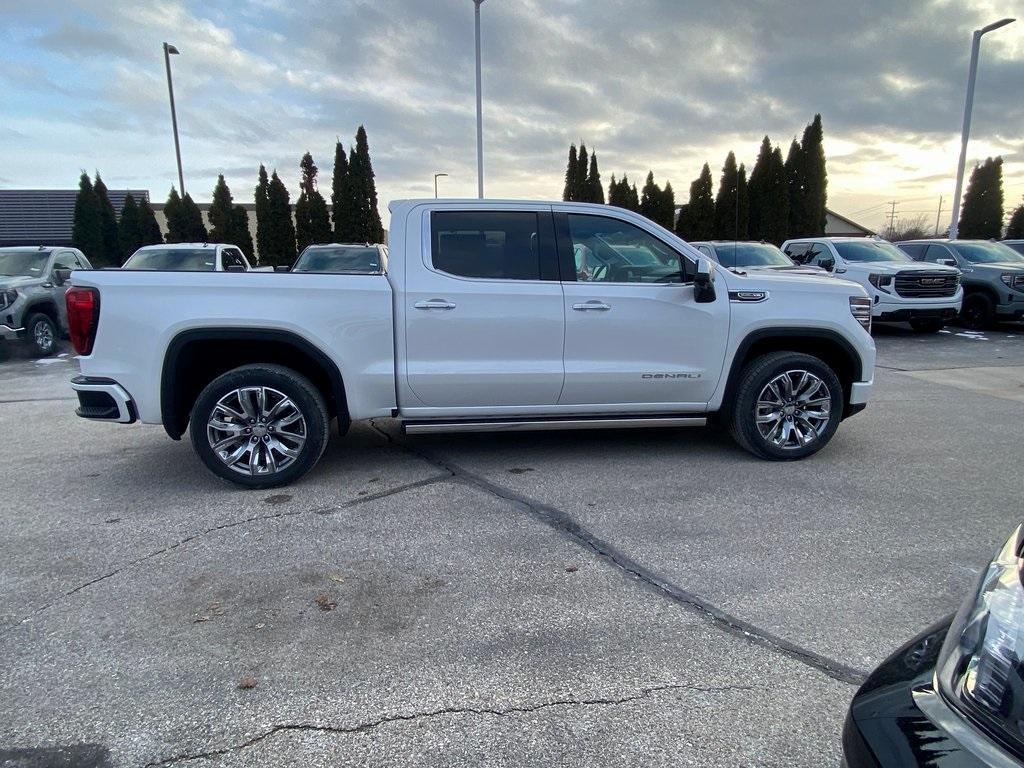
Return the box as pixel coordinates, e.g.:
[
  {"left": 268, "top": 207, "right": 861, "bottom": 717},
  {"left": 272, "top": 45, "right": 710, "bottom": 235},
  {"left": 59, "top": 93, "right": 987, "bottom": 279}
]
[
  {"left": 897, "top": 239, "right": 1024, "bottom": 329},
  {"left": 0, "top": 246, "right": 92, "bottom": 356}
]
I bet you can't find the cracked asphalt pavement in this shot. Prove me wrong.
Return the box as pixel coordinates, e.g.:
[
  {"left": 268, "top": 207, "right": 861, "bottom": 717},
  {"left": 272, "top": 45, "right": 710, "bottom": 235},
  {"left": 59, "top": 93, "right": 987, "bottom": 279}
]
[{"left": 1, "top": 323, "right": 1023, "bottom": 767}]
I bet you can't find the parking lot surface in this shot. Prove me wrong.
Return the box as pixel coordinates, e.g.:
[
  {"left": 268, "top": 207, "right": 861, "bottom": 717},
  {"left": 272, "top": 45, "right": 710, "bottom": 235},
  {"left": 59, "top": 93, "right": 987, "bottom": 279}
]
[{"left": 2, "top": 324, "right": 1023, "bottom": 767}]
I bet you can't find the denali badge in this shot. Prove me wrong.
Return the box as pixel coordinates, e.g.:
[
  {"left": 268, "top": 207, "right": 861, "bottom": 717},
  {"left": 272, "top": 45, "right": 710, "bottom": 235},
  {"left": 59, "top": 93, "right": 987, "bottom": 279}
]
[{"left": 642, "top": 373, "right": 702, "bottom": 379}]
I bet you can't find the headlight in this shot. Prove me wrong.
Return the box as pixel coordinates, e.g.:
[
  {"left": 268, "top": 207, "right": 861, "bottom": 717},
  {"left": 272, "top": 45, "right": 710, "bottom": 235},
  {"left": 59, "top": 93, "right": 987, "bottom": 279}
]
[
  {"left": 1001, "top": 274, "right": 1013, "bottom": 287},
  {"left": 0, "top": 289, "right": 17, "bottom": 310},
  {"left": 849, "top": 295, "right": 872, "bottom": 332},
  {"left": 936, "top": 524, "right": 1024, "bottom": 752},
  {"left": 868, "top": 274, "right": 893, "bottom": 291},
  {"left": 1000, "top": 274, "right": 1024, "bottom": 291}
]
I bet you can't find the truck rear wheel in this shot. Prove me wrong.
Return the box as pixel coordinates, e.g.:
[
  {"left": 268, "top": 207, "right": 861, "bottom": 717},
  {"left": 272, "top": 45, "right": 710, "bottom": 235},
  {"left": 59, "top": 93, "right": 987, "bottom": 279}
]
[
  {"left": 729, "top": 352, "right": 844, "bottom": 461},
  {"left": 189, "top": 364, "right": 330, "bottom": 489}
]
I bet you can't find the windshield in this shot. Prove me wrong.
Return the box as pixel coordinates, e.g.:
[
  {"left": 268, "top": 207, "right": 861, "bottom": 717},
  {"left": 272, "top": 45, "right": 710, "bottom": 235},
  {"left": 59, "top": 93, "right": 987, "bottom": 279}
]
[
  {"left": 714, "top": 243, "right": 793, "bottom": 269},
  {"left": 951, "top": 242, "right": 1024, "bottom": 264},
  {"left": 292, "top": 246, "right": 383, "bottom": 273},
  {"left": 0, "top": 250, "right": 50, "bottom": 277},
  {"left": 1004, "top": 242, "right": 1024, "bottom": 257},
  {"left": 832, "top": 240, "right": 911, "bottom": 263},
  {"left": 123, "top": 249, "right": 217, "bottom": 271}
]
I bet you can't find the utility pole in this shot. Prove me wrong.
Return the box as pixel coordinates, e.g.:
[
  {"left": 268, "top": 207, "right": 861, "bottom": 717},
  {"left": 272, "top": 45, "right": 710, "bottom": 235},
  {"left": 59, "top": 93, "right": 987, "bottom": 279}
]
[
  {"left": 472, "top": 0, "right": 485, "bottom": 199},
  {"left": 886, "top": 200, "right": 899, "bottom": 239},
  {"left": 934, "top": 196, "right": 944, "bottom": 237}
]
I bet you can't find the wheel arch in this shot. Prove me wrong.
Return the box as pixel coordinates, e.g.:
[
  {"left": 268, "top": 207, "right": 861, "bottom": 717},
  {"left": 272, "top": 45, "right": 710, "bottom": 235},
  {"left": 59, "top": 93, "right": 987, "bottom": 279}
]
[
  {"left": 718, "top": 328, "right": 864, "bottom": 419},
  {"left": 23, "top": 299, "right": 60, "bottom": 326},
  {"left": 160, "top": 328, "right": 349, "bottom": 440}
]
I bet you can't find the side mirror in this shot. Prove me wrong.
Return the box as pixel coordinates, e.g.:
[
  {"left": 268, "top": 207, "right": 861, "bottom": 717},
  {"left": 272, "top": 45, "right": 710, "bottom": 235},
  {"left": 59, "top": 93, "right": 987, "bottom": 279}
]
[
  {"left": 694, "top": 258, "right": 716, "bottom": 303},
  {"left": 938, "top": 258, "right": 957, "bottom": 268},
  {"left": 53, "top": 268, "right": 72, "bottom": 286},
  {"left": 819, "top": 257, "right": 835, "bottom": 272},
  {"left": 274, "top": 265, "right": 291, "bottom": 272}
]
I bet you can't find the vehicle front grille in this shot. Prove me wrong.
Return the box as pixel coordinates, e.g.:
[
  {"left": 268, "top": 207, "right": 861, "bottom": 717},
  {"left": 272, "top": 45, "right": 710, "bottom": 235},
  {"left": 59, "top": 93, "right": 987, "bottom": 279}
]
[{"left": 894, "top": 271, "right": 960, "bottom": 298}]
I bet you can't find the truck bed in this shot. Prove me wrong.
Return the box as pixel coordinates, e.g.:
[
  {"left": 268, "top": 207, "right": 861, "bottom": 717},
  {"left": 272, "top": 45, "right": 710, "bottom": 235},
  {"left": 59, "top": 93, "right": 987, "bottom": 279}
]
[{"left": 73, "top": 270, "right": 397, "bottom": 424}]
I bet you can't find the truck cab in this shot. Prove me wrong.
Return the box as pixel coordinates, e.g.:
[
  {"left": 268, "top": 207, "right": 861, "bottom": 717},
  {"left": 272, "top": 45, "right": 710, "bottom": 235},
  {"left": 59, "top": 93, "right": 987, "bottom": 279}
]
[{"left": 122, "top": 243, "right": 268, "bottom": 272}]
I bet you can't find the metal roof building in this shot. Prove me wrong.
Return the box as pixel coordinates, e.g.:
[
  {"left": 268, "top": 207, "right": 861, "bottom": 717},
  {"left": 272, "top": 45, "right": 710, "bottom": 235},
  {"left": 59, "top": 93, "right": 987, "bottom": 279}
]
[{"left": 0, "top": 189, "right": 150, "bottom": 247}]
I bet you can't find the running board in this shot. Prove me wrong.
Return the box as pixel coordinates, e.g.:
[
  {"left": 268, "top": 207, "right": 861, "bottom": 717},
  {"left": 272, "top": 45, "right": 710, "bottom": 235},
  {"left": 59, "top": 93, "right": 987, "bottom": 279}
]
[{"left": 402, "top": 415, "right": 707, "bottom": 435}]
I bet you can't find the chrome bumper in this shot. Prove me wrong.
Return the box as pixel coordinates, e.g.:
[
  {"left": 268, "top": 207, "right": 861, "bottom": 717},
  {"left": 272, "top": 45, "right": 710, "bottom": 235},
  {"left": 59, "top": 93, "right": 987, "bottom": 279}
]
[{"left": 0, "top": 323, "right": 24, "bottom": 341}]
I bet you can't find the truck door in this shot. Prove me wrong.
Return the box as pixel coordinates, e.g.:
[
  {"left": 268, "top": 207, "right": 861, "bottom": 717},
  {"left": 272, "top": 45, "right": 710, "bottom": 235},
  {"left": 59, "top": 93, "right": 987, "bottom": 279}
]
[
  {"left": 555, "top": 210, "right": 729, "bottom": 408},
  {"left": 403, "top": 208, "right": 565, "bottom": 408}
]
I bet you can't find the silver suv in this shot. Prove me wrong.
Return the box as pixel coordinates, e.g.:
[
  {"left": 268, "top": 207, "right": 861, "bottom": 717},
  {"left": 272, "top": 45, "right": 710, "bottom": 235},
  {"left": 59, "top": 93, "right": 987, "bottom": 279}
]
[{"left": 0, "top": 246, "right": 92, "bottom": 356}]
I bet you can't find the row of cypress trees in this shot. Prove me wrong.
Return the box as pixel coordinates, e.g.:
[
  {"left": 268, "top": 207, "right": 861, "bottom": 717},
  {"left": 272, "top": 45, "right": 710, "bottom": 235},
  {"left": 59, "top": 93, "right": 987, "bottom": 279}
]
[
  {"left": 71, "top": 173, "right": 163, "bottom": 268},
  {"left": 70, "top": 126, "right": 383, "bottom": 267}
]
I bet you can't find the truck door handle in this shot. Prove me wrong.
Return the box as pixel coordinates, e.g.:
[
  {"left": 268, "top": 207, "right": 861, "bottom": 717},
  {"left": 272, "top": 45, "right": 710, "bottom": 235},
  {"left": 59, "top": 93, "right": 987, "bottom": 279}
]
[
  {"left": 572, "top": 301, "right": 611, "bottom": 311},
  {"left": 414, "top": 299, "right": 456, "bottom": 310}
]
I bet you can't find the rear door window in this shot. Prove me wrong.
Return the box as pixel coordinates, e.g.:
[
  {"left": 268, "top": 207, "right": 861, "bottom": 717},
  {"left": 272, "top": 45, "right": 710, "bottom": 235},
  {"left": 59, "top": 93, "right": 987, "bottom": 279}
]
[{"left": 431, "top": 211, "right": 551, "bottom": 280}]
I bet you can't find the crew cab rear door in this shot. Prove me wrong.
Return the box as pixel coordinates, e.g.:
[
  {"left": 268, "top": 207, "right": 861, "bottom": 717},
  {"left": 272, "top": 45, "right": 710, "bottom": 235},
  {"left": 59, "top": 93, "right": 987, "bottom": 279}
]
[
  {"left": 554, "top": 209, "right": 729, "bottom": 408},
  {"left": 403, "top": 205, "right": 564, "bottom": 408}
]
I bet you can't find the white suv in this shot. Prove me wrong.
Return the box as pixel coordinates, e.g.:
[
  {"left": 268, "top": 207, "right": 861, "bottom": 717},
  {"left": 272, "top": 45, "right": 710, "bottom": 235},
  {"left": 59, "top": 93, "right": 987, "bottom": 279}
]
[{"left": 781, "top": 237, "right": 962, "bottom": 333}]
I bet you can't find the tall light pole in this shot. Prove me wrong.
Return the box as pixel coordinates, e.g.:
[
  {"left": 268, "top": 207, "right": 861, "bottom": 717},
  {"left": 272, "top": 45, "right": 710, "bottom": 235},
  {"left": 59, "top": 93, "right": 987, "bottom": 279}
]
[
  {"left": 163, "top": 42, "right": 185, "bottom": 196},
  {"left": 433, "top": 173, "right": 449, "bottom": 198},
  {"left": 473, "top": 0, "right": 485, "bottom": 199},
  {"left": 949, "top": 18, "right": 1014, "bottom": 239}
]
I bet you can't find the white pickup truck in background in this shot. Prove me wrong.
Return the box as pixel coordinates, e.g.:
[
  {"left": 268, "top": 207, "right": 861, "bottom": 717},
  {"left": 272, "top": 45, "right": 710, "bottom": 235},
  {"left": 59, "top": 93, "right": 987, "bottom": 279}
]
[
  {"left": 122, "top": 242, "right": 272, "bottom": 272},
  {"left": 66, "top": 200, "right": 876, "bottom": 488}
]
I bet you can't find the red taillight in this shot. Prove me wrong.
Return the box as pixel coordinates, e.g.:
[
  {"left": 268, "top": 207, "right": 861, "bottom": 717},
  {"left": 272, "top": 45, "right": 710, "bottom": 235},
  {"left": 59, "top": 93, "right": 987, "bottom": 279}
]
[{"left": 66, "top": 287, "right": 100, "bottom": 355}]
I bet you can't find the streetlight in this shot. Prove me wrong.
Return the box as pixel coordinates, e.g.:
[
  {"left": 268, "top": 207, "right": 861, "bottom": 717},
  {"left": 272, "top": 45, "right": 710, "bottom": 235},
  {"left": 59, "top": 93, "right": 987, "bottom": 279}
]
[
  {"left": 472, "top": 0, "right": 485, "bottom": 199},
  {"left": 949, "top": 17, "right": 1015, "bottom": 239},
  {"left": 433, "top": 173, "right": 449, "bottom": 198},
  {"left": 162, "top": 42, "right": 185, "bottom": 196}
]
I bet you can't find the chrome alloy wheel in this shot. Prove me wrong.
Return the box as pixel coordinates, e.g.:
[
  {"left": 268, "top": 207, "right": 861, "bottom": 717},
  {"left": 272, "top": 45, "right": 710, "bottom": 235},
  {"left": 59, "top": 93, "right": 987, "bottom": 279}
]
[
  {"left": 34, "top": 321, "right": 54, "bottom": 353},
  {"left": 754, "top": 370, "right": 831, "bottom": 450},
  {"left": 206, "top": 386, "right": 307, "bottom": 476}
]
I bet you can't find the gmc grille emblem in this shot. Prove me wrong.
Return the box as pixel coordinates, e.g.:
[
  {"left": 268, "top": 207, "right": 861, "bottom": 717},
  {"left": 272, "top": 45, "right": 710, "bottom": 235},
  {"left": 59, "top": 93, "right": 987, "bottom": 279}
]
[{"left": 920, "top": 278, "right": 946, "bottom": 285}]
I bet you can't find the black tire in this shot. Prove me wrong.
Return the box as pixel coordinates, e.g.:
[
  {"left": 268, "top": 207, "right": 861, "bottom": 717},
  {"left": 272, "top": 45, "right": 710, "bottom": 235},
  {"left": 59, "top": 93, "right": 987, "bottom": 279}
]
[
  {"left": 960, "top": 293, "right": 995, "bottom": 330},
  {"left": 729, "top": 351, "right": 844, "bottom": 461},
  {"left": 909, "top": 319, "right": 945, "bottom": 333},
  {"left": 189, "top": 364, "right": 330, "bottom": 489},
  {"left": 25, "top": 313, "right": 57, "bottom": 357}
]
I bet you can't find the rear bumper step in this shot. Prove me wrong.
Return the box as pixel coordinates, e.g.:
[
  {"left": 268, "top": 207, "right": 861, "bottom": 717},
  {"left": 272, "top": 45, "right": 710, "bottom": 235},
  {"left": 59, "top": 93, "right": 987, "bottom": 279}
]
[
  {"left": 402, "top": 415, "right": 707, "bottom": 435},
  {"left": 71, "top": 376, "right": 136, "bottom": 424}
]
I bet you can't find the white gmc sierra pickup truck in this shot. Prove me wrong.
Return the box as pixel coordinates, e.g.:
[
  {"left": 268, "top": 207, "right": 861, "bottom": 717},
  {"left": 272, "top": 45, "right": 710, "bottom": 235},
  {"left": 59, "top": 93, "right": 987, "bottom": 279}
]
[{"left": 66, "top": 200, "right": 876, "bottom": 488}]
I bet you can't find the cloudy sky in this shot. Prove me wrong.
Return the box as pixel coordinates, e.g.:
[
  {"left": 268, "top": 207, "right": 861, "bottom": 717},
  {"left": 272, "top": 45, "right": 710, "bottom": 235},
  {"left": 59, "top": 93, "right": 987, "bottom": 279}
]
[{"left": 1, "top": 0, "right": 1022, "bottom": 233}]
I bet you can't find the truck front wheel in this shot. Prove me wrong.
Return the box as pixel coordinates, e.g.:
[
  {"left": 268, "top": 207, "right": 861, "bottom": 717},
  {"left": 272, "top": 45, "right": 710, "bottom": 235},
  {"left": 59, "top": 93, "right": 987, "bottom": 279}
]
[
  {"left": 189, "top": 364, "right": 330, "bottom": 489},
  {"left": 729, "top": 352, "right": 844, "bottom": 461}
]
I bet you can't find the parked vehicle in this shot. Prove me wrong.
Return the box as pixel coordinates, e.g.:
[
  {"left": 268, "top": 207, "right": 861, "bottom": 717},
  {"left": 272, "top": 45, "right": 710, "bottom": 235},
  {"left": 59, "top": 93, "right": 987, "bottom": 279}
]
[
  {"left": 690, "top": 241, "right": 829, "bottom": 276},
  {"left": 122, "top": 243, "right": 271, "bottom": 272},
  {"left": 782, "top": 237, "right": 962, "bottom": 333},
  {"left": 0, "top": 246, "right": 92, "bottom": 356},
  {"left": 291, "top": 243, "right": 387, "bottom": 274},
  {"left": 844, "top": 522, "right": 1024, "bottom": 768},
  {"left": 1003, "top": 240, "right": 1024, "bottom": 257},
  {"left": 898, "top": 239, "right": 1024, "bottom": 329},
  {"left": 67, "top": 200, "right": 875, "bottom": 488}
]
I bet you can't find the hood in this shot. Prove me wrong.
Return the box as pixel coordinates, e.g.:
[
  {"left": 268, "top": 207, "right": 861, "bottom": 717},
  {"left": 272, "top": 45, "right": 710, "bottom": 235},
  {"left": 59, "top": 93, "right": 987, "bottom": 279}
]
[
  {"left": 0, "top": 275, "right": 42, "bottom": 290},
  {"left": 969, "top": 262, "right": 1024, "bottom": 273},
  {"left": 738, "top": 264, "right": 829, "bottom": 276},
  {"left": 842, "top": 261, "right": 959, "bottom": 276},
  {"left": 719, "top": 266, "right": 862, "bottom": 294}
]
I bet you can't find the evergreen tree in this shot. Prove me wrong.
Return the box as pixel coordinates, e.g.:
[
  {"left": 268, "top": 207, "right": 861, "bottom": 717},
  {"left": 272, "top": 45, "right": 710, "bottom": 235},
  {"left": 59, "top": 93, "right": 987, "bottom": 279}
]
[
  {"left": 736, "top": 164, "right": 749, "bottom": 240},
  {"left": 784, "top": 138, "right": 805, "bottom": 237},
  {"left": 255, "top": 164, "right": 271, "bottom": 263},
  {"left": 562, "top": 144, "right": 578, "bottom": 202},
  {"left": 181, "top": 193, "right": 208, "bottom": 242},
  {"left": 748, "top": 136, "right": 774, "bottom": 241},
  {"left": 331, "top": 140, "right": 353, "bottom": 240},
  {"left": 295, "top": 152, "right": 332, "bottom": 253},
  {"left": 586, "top": 151, "right": 604, "bottom": 204},
  {"left": 117, "top": 193, "right": 143, "bottom": 261},
  {"left": 959, "top": 156, "right": 1004, "bottom": 239},
  {"left": 765, "top": 148, "right": 790, "bottom": 245},
  {"left": 351, "top": 125, "right": 383, "bottom": 242},
  {"left": 659, "top": 181, "right": 676, "bottom": 230},
  {"left": 640, "top": 171, "right": 662, "bottom": 223},
  {"left": 713, "top": 152, "right": 741, "bottom": 240},
  {"left": 626, "top": 181, "right": 640, "bottom": 212},
  {"left": 1006, "top": 204, "right": 1024, "bottom": 239},
  {"left": 138, "top": 199, "right": 163, "bottom": 245},
  {"left": 93, "top": 173, "right": 121, "bottom": 267},
  {"left": 800, "top": 114, "right": 828, "bottom": 236},
  {"left": 265, "top": 171, "right": 296, "bottom": 266},
  {"left": 71, "top": 172, "right": 104, "bottom": 264},
  {"left": 231, "top": 205, "right": 255, "bottom": 261},
  {"left": 208, "top": 175, "right": 234, "bottom": 242},
  {"left": 163, "top": 187, "right": 188, "bottom": 244},
  {"left": 574, "top": 144, "right": 589, "bottom": 203},
  {"left": 675, "top": 203, "right": 692, "bottom": 238},
  {"left": 606, "top": 174, "right": 620, "bottom": 207},
  {"left": 678, "top": 164, "right": 715, "bottom": 240}
]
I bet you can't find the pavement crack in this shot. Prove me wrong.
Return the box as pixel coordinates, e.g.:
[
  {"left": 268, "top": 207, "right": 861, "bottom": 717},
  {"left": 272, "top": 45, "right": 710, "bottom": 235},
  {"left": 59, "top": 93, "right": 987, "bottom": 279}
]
[
  {"left": 145, "top": 682, "right": 753, "bottom": 765},
  {"left": 369, "top": 421, "right": 867, "bottom": 686}
]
